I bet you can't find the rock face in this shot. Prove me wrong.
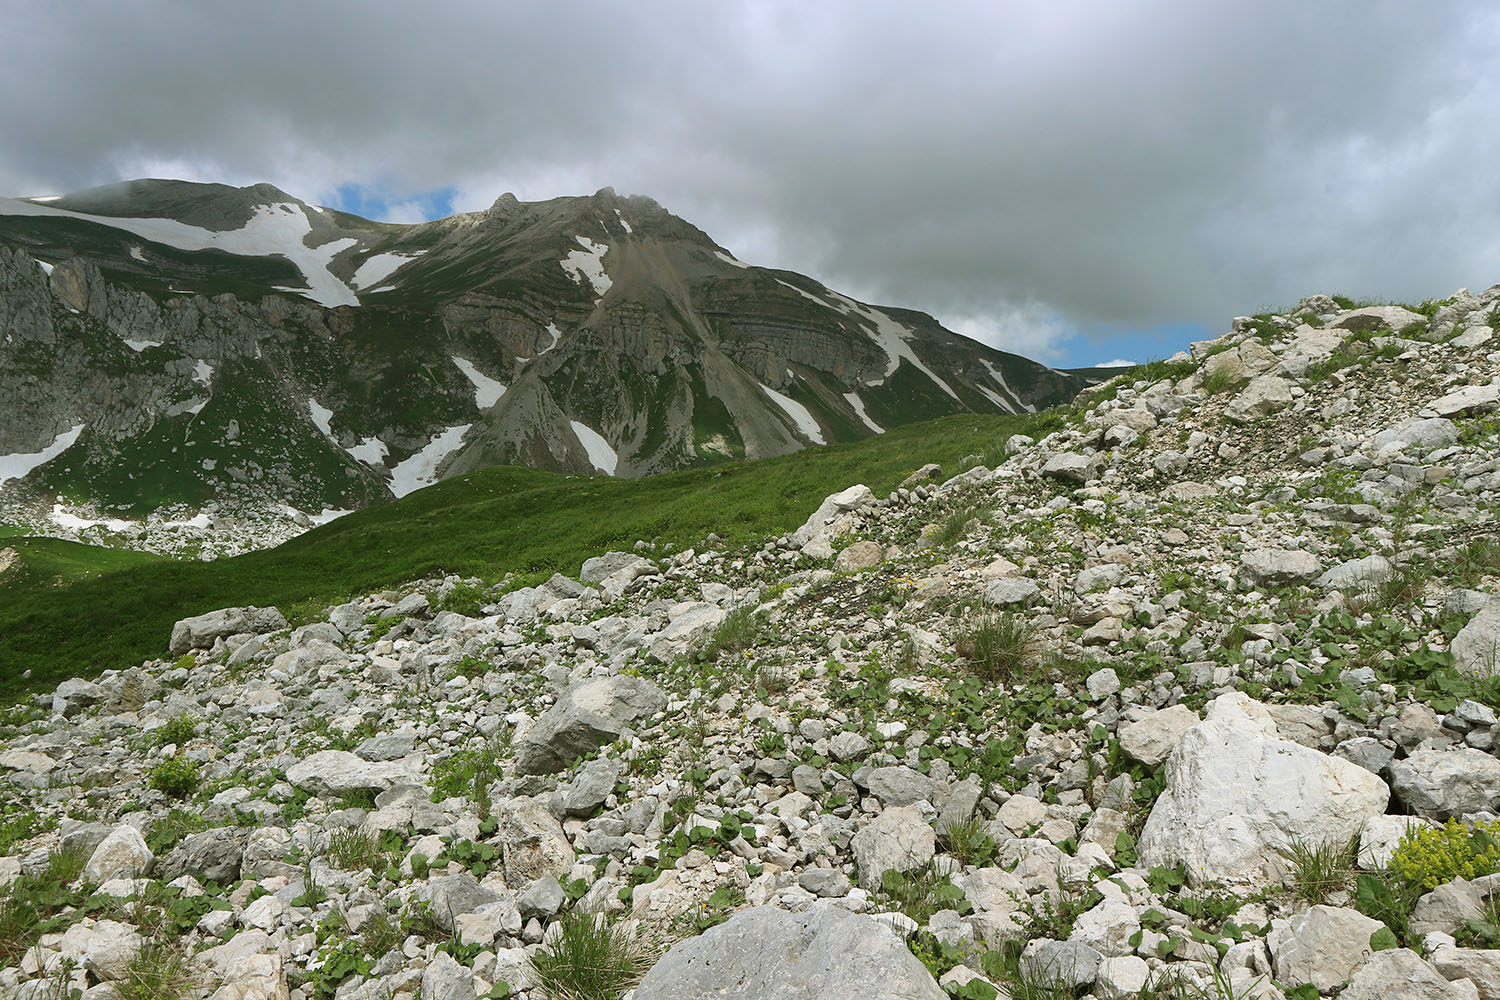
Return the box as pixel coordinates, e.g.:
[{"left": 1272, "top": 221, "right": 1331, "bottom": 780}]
[
  {"left": 514, "top": 675, "right": 665, "bottom": 774},
  {"left": 1387, "top": 748, "right": 1500, "bottom": 819},
  {"left": 1138, "top": 696, "right": 1389, "bottom": 887},
  {"left": 634, "top": 905, "right": 946, "bottom": 999}
]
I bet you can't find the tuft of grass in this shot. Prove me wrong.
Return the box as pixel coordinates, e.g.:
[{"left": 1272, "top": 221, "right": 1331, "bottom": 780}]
[
  {"left": 929, "top": 506, "right": 980, "bottom": 548},
  {"left": 327, "top": 827, "right": 382, "bottom": 872},
  {"left": 117, "top": 941, "right": 196, "bottom": 1000},
  {"left": 877, "top": 863, "right": 971, "bottom": 927},
  {"left": 1201, "top": 367, "right": 1243, "bottom": 396},
  {"left": 701, "top": 607, "right": 761, "bottom": 661},
  {"left": 940, "top": 814, "right": 997, "bottom": 868},
  {"left": 1286, "top": 837, "right": 1357, "bottom": 905},
  {"left": 955, "top": 612, "right": 1039, "bottom": 685},
  {"left": 528, "top": 910, "right": 645, "bottom": 1000}
]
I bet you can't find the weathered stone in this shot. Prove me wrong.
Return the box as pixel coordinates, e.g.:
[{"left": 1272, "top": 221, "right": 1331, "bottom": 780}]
[
  {"left": 493, "top": 796, "right": 575, "bottom": 884},
  {"left": 1269, "top": 905, "right": 1384, "bottom": 993},
  {"left": 158, "top": 827, "right": 244, "bottom": 885},
  {"left": 59, "top": 919, "right": 142, "bottom": 982},
  {"left": 1411, "top": 878, "right": 1488, "bottom": 937},
  {"left": 1429, "top": 382, "right": 1500, "bottom": 417},
  {"left": 1342, "top": 948, "right": 1470, "bottom": 1000},
  {"left": 552, "top": 756, "right": 620, "bottom": 817},
  {"left": 983, "top": 576, "right": 1040, "bottom": 606},
  {"left": 514, "top": 675, "right": 665, "bottom": 775},
  {"left": 1224, "top": 375, "right": 1293, "bottom": 423},
  {"left": 1138, "top": 695, "right": 1389, "bottom": 887},
  {"left": 84, "top": 825, "right": 153, "bottom": 884},
  {"left": 1388, "top": 748, "right": 1500, "bottom": 820},
  {"left": 1452, "top": 595, "right": 1500, "bottom": 680},
  {"left": 416, "top": 873, "right": 505, "bottom": 935},
  {"left": 169, "top": 606, "right": 287, "bottom": 654},
  {"left": 636, "top": 905, "right": 945, "bottom": 999},
  {"left": 422, "top": 950, "right": 476, "bottom": 1000},
  {"left": 284, "top": 750, "right": 416, "bottom": 798},
  {"left": 1431, "top": 945, "right": 1500, "bottom": 1000},
  {"left": 1237, "top": 548, "right": 1322, "bottom": 588},
  {"left": 1021, "top": 939, "right": 1102, "bottom": 990},
  {"left": 1357, "top": 814, "right": 1437, "bottom": 870},
  {"left": 1317, "top": 554, "right": 1393, "bottom": 591},
  {"left": 852, "top": 805, "right": 935, "bottom": 891},
  {"left": 1041, "top": 452, "right": 1098, "bottom": 484},
  {"left": 1118, "top": 705, "right": 1200, "bottom": 767},
  {"left": 834, "top": 540, "right": 885, "bottom": 573},
  {"left": 860, "top": 766, "right": 935, "bottom": 807}
]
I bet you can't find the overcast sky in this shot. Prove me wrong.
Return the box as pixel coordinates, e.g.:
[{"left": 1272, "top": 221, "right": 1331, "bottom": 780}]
[{"left": 4, "top": 1, "right": 1500, "bottom": 367}]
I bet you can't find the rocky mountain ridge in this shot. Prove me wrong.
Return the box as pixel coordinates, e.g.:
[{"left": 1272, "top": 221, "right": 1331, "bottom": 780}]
[
  {"left": 1, "top": 289, "right": 1499, "bottom": 998},
  {"left": 0, "top": 180, "right": 1085, "bottom": 550}
]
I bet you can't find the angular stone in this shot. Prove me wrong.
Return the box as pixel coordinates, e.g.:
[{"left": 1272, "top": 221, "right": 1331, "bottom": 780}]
[
  {"left": 493, "top": 797, "right": 574, "bottom": 885},
  {"left": 635, "top": 905, "right": 945, "bottom": 999},
  {"left": 1138, "top": 695, "right": 1389, "bottom": 888},
  {"left": 834, "top": 540, "right": 886, "bottom": 573},
  {"left": 852, "top": 805, "right": 935, "bottom": 891},
  {"left": 1317, "top": 554, "right": 1393, "bottom": 591},
  {"left": 416, "top": 873, "right": 505, "bottom": 935},
  {"left": 1041, "top": 452, "right": 1098, "bottom": 484},
  {"left": 1224, "top": 375, "right": 1293, "bottom": 423},
  {"left": 1429, "top": 382, "right": 1500, "bottom": 417},
  {"left": 1237, "top": 548, "right": 1322, "bottom": 588},
  {"left": 158, "top": 827, "right": 244, "bottom": 885},
  {"left": 84, "top": 825, "right": 153, "bottom": 884},
  {"left": 1431, "top": 946, "right": 1500, "bottom": 1000},
  {"left": 284, "top": 750, "right": 416, "bottom": 798},
  {"left": 170, "top": 606, "right": 287, "bottom": 654},
  {"left": 860, "top": 766, "right": 935, "bottom": 807},
  {"left": 514, "top": 675, "right": 665, "bottom": 775},
  {"left": 1342, "top": 948, "right": 1470, "bottom": 1000},
  {"left": 552, "top": 756, "right": 620, "bottom": 817},
  {"left": 1118, "top": 705, "right": 1200, "bottom": 767},
  {"left": 1411, "top": 878, "right": 1488, "bottom": 937},
  {"left": 1452, "top": 595, "right": 1500, "bottom": 680},
  {"left": 1269, "top": 905, "right": 1384, "bottom": 993},
  {"left": 983, "top": 576, "right": 1040, "bottom": 606},
  {"left": 1388, "top": 748, "right": 1500, "bottom": 820},
  {"left": 1021, "top": 939, "right": 1101, "bottom": 989}
]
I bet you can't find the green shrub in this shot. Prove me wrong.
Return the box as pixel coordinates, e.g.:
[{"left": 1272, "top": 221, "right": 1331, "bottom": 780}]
[
  {"left": 154, "top": 713, "right": 198, "bottom": 748},
  {"left": 147, "top": 755, "right": 199, "bottom": 798},
  {"left": 528, "top": 910, "right": 644, "bottom": 1000},
  {"left": 955, "top": 612, "right": 1038, "bottom": 684},
  {"left": 1390, "top": 818, "right": 1500, "bottom": 891}
]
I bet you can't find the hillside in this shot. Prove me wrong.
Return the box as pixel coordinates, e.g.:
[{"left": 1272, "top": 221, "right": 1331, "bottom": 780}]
[
  {"left": 0, "top": 289, "right": 1497, "bottom": 997},
  {"left": 0, "top": 180, "right": 1086, "bottom": 552}
]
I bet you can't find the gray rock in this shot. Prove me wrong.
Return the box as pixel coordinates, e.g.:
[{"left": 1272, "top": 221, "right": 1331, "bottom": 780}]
[
  {"left": 1341, "top": 948, "right": 1470, "bottom": 1000},
  {"left": 1335, "top": 737, "right": 1395, "bottom": 777},
  {"left": 798, "top": 869, "right": 852, "bottom": 897},
  {"left": 1269, "top": 904, "right": 1384, "bottom": 993},
  {"left": 1021, "top": 939, "right": 1102, "bottom": 989},
  {"left": 859, "top": 766, "right": 935, "bottom": 807},
  {"left": 1388, "top": 748, "right": 1500, "bottom": 820},
  {"left": 983, "top": 577, "right": 1040, "bottom": 606},
  {"left": 635, "top": 905, "right": 946, "bottom": 999},
  {"left": 1411, "top": 878, "right": 1488, "bottom": 937},
  {"left": 1430, "top": 945, "right": 1500, "bottom": 1000},
  {"left": 828, "top": 731, "right": 872, "bottom": 763},
  {"left": 422, "top": 949, "right": 476, "bottom": 1000},
  {"left": 514, "top": 675, "right": 665, "bottom": 775},
  {"left": 416, "top": 873, "right": 504, "bottom": 935},
  {"left": 834, "top": 540, "right": 885, "bottom": 573},
  {"left": 1429, "top": 382, "right": 1500, "bottom": 417},
  {"left": 355, "top": 728, "right": 418, "bottom": 762},
  {"left": 1118, "top": 705, "right": 1200, "bottom": 767},
  {"left": 84, "top": 825, "right": 153, "bottom": 884},
  {"left": 553, "top": 756, "right": 620, "bottom": 817},
  {"left": 1224, "top": 375, "right": 1293, "bottom": 423},
  {"left": 493, "top": 796, "right": 575, "bottom": 885},
  {"left": 1041, "top": 452, "right": 1098, "bottom": 484},
  {"left": 1317, "top": 554, "right": 1393, "bottom": 591},
  {"left": 1237, "top": 548, "right": 1322, "bottom": 588},
  {"left": 169, "top": 606, "right": 287, "bottom": 654},
  {"left": 851, "top": 805, "right": 935, "bottom": 890},
  {"left": 518, "top": 875, "right": 566, "bottom": 920},
  {"left": 1371, "top": 417, "right": 1458, "bottom": 453},
  {"left": 157, "top": 827, "right": 244, "bottom": 885},
  {"left": 285, "top": 750, "right": 416, "bottom": 798},
  {"left": 1452, "top": 595, "right": 1500, "bottom": 679}
]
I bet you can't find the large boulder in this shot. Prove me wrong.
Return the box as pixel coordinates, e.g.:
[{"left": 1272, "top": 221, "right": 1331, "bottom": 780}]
[
  {"left": 1137, "top": 695, "right": 1389, "bottom": 887},
  {"left": 1237, "top": 548, "right": 1322, "bottom": 588},
  {"left": 492, "top": 797, "right": 575, "bottom": 884},
  {"left": 635, "top": 905, "right": 946, "bottom": 999},
  {"left": 1224, "top": 374, "right": 1293, "bottom": 423},
  {"left": 1269, "top": 905, "right": 1384, "bottom": 992},
  {"left": 790, "top": 485, "right": 875, "bottom": 558},
  {"left": 851, "top": 805, "right": 935, "bottom": 891},
  {"left": 1452, "top": 595, "right": 1500, "bottom": 680},
  {"left": 514, "top": 675, "right": 665, "bottom": 775},
  {"left": 1387, "top": 748, "right": 1500, "bottom": 820},
  {"left": 157, "top": 827, "right": 245, "bottom": 885},
  {"left": 169, "top": 606, "right": 287, "bottom": 654},
  {"left": 1118, "top": 705, "right": 1200, "bottom": 768},
  {"left": 1342, "top": 948, "right": 1471, "bottom": 1000},
  {"left": 84, "top": 824, "right": 153, "bottom": 884},
  {"left": 284, "top": 750, "right": 417, "bottom": 798}
]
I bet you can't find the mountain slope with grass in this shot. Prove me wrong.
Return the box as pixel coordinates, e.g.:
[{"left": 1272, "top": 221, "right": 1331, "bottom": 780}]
[
  {"left": 0, "top": 180, "right": 1086, "bottom": 549},
  {"left": 0, "top": 288, "right": 1498, "bottom": 997}
]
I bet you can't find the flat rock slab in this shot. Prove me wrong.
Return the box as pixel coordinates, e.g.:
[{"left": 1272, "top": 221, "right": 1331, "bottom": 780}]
[{"left": 635, "top": 905, "right": 946, "bottom": 999}]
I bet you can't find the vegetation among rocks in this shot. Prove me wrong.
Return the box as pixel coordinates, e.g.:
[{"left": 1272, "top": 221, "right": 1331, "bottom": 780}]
[{"left": 0, "top": 288, "right": 1498, "bottom": 998}]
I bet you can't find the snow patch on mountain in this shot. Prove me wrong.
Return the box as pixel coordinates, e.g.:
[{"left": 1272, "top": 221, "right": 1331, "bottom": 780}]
[
  {"left": 540, "top": 324, "right": 562, "bottom": 355},
  {"left": 192, "top": 360, "right": 214, "bottom": 387},
  {"left": 714, "top": 250, "right": 749, "bottom": 269},
  {"left": 0, "top": 424, "right": 84, "bottom": 484},
  {"left": 560, "top": 237, "right": 611, "bottom": 297},
  {"left": 32, "top": 257, "right": 52, "bottom": 276},
  {"left": 759, "top": 384, "right": 825, "bottom": 445},
  {"left": 776, "top": 278, "right": 828, "bottom": 308},
  {"left": 0, "top": 197, "right": 361, "bottom": 307},
  {"left": 351, "top": 251, "right": 424, "bottom": 291},
  {"left": 50, "top": 505, "right": 132, "bottom": 533},
  {"left": 346, "top": 438, "right": 389, "bottom": 467},
  {"left": 569, "top": 420, "right": 617, "bottom": 475},
  {"left": 825, "top": 291, "right": 960, "bottom": 401},
  {"left": 388, "top": 424, "right": 472, "bottom": 498},
  {"left": 307, "top": 398, "right": 334, "bottom": 437},
  {"left": 128, "top": 246, "right": 146, "bottom": 262},
  {"left": 451, "top": 357, "right": 506, "bottom": 408},
  {"left": 982, "top": 361, "right": 1036, "bottom": 413},
  {"left": 122, "top": 338, "right": 164, "bottom": 353},
  {"left": 615, "top": 209, "right": 632, "bottom": 234},
  {"left": 843, "top": 391, "right": 885, "bottom": 434}
]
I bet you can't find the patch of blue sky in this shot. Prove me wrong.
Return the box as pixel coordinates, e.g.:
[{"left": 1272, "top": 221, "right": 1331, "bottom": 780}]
[
  {"left": 1055, "top": 321, "right": 1211, "bottom": 371},
  {"left": 321, "top": 182, "right": 457, "bottom": 224}
]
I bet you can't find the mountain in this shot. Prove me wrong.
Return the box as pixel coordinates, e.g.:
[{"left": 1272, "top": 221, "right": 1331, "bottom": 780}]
[{"left": 0, "top": 179, "right": 1087, "bottom": 531}]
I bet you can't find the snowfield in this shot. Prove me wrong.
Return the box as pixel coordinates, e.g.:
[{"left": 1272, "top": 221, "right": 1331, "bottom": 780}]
[
  {"left": 351, "top": 251, "right": 424, "bottom": 291},
  {"left": 843, "top": 391, "right": 885, "bottom": 433},
  {"left": 451, "top": 357, "right": 506, "bottom": 408},
  {"left": 121, "top": 338, "right": 164, "bottom": 353},
  {"left": 560, "top": 236, "right": 612, "bottom": 296},
  {"left": 569, "top": 420, "right": 618, "bottom": 475},
  {"left": 982, "top": 360, "right": 1036, "bottom": 413},
  {"left": 759, "top": 383, "right": 825, "bottom": 445},
  {"left": 346, "top": 437, "right": 389, "bottom": 467},
  {"left": 826, "top": 292, "right": 960, "bottom": 401},
  {"left": 387, "top": 424, "right": 472, "bottom": 498},
  {"left": 0, "top": 197, "right": 361, "bottom": 307},
  {"left": 0, "top": 424, "right": 84, "bottom": 485},
  {"left": 192, "top": 360, "right": 214, "bottom": 387},
  {"left": 307, "top": 398, "right": 335, "bottom": 437}
]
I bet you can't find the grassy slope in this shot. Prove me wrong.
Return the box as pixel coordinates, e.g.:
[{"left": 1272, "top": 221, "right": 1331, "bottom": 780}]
[{"left": 0, "top": 409, "right": 1063, "bottom": 699}]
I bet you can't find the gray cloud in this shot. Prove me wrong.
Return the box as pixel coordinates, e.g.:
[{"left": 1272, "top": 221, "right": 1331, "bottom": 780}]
[{"left": 4, "top": 0, "right": 1499, "bottom": 363}]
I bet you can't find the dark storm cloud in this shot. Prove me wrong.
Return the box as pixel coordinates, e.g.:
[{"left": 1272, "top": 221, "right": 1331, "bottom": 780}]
[{"left": 4, "top": 1, "right": 1499, "bottom": 362}]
